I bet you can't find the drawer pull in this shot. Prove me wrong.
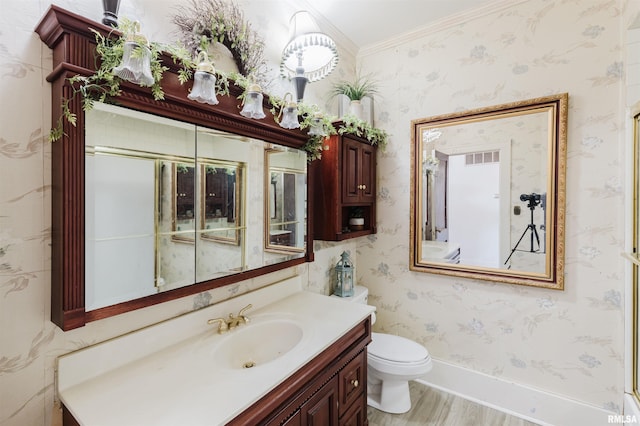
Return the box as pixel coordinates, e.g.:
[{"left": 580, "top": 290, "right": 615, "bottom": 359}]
[{"left": 351, "top": 379, "right": 359, "bottom": 388}]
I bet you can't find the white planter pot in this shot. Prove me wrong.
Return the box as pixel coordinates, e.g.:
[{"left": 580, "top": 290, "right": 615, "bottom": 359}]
[
  {"left": 349, "top": 100, "right": 364, "bottom": 120},
  {"left": 349, "top": 217, "right": 365, "bottom": 231}
]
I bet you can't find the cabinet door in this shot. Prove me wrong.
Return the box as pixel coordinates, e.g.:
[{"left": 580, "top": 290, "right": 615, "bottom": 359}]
[
  {"left": 300, "top": 376, "right": 339, "bottom": 425},
  {"left": 342, "top": 138, "right": 362, "bottom": 203},
  {"left": 342, "top": 137, "right": 376, "bottom": 204},
  {"left": 359, "top": 144, "right": 375, "bottom": 203},
  {"left": 338, "top": 352, "right": 366, "bottom": 417},
  {"left": 339, "top": 400, "right": 365, "bottom": 426}
]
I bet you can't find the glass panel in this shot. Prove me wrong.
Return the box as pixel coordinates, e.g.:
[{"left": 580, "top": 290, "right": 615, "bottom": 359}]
[
  {"left": 265, "top": 147, "right": 307, "bottom": 256},
  {"left": 195, "top": 127, "right": 248, "bottom": 282},
  {"left": 419, "top": 109, "right": 549, "bottom": 274},
  {"left": 85, "top": 102, "right": 196, "bottom": 308}
]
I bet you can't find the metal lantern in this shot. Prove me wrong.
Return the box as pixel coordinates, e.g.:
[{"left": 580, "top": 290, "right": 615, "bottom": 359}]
[
  {"left": 188, "top": 52, "right": 219, "bottom": 105},
  {"left": 334, "top": 251, "right": 354, "bottom": 297}
]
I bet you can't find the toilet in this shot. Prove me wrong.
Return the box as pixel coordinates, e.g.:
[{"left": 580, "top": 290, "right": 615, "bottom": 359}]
[{"left": 331, "top": 286, "right": 432, "bottom": 414}]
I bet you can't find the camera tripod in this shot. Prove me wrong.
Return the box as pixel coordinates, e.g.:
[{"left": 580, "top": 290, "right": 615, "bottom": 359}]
[{"left": 504, "top": 200, "right": 540, "bottom": 265}]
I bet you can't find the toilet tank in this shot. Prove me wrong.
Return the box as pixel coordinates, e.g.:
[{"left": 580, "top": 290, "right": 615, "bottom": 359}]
[
  {"left": 331, "top": 285, "right": 368, "bottom": 304},
  {"left": 331, "top": 286, "right": 375, "bottom": 323}
]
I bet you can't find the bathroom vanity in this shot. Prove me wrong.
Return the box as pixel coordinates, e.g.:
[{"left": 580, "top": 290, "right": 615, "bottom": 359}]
[{"left": 56, "top": 277, "right": 374, "bottom": 425}]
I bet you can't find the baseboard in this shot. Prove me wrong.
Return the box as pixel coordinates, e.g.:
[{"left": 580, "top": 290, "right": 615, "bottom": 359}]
[
  {"left": 416, "top": 359, "right": 616, "bottom": 426},
  {"left": 624, "top": 393, "right": 640, "bottom": 422}
]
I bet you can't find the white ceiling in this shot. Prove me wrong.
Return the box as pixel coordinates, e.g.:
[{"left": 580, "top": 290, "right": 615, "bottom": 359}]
[{"left": 298, "top": 0, "right": 497, "bottom": 52}]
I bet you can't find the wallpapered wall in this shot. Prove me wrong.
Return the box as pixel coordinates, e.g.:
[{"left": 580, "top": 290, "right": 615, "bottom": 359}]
[
  {"left": 358, "top": 0, "right": 631, "bottom": 413},
  {"left": 0, "top": 1, "right": 355, "bottom": 425},
  {"left": 1, "top": 0, "right": 637, "bottom": 424}
]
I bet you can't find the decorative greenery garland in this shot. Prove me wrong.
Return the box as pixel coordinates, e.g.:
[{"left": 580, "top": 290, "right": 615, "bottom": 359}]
[{"left": 50, "top": 14, "right": 389, "bottom": 160}]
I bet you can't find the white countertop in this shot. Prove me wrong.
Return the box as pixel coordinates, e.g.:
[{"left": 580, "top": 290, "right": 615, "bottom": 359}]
[{"left": 57, "top": 276, "right": 374, "bottom": 426}]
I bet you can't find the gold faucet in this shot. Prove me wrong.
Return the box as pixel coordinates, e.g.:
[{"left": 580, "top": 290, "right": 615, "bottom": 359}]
[{"left": 207, "top": 304, "right": 252, "bottom": 334}]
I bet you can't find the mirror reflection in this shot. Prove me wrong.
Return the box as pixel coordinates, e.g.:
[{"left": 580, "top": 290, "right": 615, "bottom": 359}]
[
  {"left": 411, "top": 94, "right": 567, "bottom": 289},
  {"left": 265, "top": 148, "right": 307, "bottom": 252},
  {"left": 85, "top": 102, "right": 305, "bottom": 311}
]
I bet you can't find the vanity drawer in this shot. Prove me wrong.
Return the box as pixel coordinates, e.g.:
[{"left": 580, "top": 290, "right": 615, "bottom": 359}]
[{"left": 338, "top": 350, "right": 366, "bottom": 417}]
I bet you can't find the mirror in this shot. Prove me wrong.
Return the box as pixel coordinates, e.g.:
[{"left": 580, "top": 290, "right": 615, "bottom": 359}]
[
  {"left": 410, "top": 93, "right": 567, "bottom": 289},
  {"left": 37, "top": 7, "right": 313, "bottom": 330},
  {"left": 265, "top": 147, "right": 307, "bottom": 253},
  {"left": 85, "top": 102, "right": 306, "bottom": 312}
]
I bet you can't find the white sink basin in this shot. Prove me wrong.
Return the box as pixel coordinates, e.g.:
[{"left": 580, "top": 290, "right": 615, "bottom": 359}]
[{"left": 213, "top": 318, "right": 304, "bottom": 369}]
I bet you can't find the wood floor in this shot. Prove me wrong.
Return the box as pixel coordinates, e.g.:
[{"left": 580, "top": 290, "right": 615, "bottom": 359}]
[{"left": 367, "top": 381, "right": 540, "bottom": 426}]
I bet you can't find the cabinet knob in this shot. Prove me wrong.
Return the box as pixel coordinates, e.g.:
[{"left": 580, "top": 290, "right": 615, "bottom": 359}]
[{"left": 351, "top": 379, "right": 359, "bottom": 388}]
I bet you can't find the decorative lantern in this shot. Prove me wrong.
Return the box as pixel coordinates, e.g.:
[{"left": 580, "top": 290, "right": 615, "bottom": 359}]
[
  {"left": 188, "top": 52, "right": 219, "bottom": 105},
  {"left": 240, "top": 82, "right": 266, "bottom": 119},
  {"left": 279, "top": 93, "right": 300, "bottom": 129},
  {"left": 334, "top": 251, "right": 354, "bottom": 297},
  {"left": 307, "top": 111, "right": 326, "bottom": 136},
  {"left": 112, "top": 21, "right": 154, "bottom": 87}
]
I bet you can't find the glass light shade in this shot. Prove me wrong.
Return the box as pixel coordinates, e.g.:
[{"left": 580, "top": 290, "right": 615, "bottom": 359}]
[
  {"left": 280, "top": 11, "right": 338, "bottom": 83},
  {"left": 240, "top": 87, "right": 266, "bottom": 119},
  {"left": 188, "top": 71, "right": 219, "bottom": 105},
  {"left": 188, "top": 53, "right": 219, "bottom": 105},
  {"left": 280, "top": 106, "right": 300, "bottom": 129},
  {"left": 308, "top": 114, "right": 326, "bottom": 136},
  {"left": 334, "top": 251, "right": 354, "bottom": 297},
  {"left": 113, "top": 41, "right": 154, "bottom": 87}
]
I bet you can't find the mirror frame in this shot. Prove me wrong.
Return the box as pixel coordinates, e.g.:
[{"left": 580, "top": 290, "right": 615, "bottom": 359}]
[
  {"left": 36, "top": 6, "right": 314, "bottom": 330},
  {"left": 409, "top": 93, "right": 567, "bottom": 289}
]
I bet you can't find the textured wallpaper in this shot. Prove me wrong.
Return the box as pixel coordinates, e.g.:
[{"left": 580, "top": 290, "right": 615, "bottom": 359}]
[
  {"left": 0, "top": 0, "right": 635, "bottom": 424},
  {"left": 358, "top": 0, "right": 630, "bottom": 414},
  {"left": 0, "top": 1, "right": 352, "bottom": 424}
]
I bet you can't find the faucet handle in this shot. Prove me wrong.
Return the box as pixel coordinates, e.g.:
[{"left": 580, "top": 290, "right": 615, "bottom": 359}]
[
  {"left": 238, "top": 304, "right": 252, "bottom": 323},
  {"left": 207, "top": 317, "right": 229, "bottom": 334}
]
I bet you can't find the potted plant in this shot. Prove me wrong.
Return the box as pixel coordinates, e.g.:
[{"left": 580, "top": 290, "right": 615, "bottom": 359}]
[
  {"left": 348, "top": 207, "right": 365, "bottom": 231},
  {"left": 330, "top": 74, "right": 378, "bottom": 121}
]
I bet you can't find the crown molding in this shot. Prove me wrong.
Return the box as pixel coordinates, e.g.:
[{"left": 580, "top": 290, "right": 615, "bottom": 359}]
[{"left": 357, "top": 0, "right": 529, "bottom": 59}]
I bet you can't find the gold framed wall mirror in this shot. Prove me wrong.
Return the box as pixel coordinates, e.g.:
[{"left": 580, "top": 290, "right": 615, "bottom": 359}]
[{"left": 410, "top": 93, "right": 568, "bottom": 289}]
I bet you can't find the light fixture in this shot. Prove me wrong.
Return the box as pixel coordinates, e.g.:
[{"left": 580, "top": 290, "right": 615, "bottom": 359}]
[
  {"left": 334, "top": 251, "right": 354, "bottom": 297},
  {"left": 188, "top": 52, "right": 219, "bottom": 105},
  {"left": 307, "top": 111, "right": 326, "bottom": 137},
  {"left": 113, "top": 21, "right": 154, "bottom": 87},
  {"left": 240, "top": 82, "right": 266, "bottom": 119},
  {"left": 278, "top": 93, "right": 300, "bottom": 129},
  {"left": 101, "top": 0, "right": 120, "bottom": 27},
  {"left": 280, "top": 10, "right": 338, "bottom": 102}
]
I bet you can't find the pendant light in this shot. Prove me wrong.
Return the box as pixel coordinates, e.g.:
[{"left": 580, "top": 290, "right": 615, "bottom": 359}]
[
  {"left": 280, "top": 11, "right": 338, "bottom": 102},
  {"left": 188, "top": 52, "right": 219, "bottom": 105},
  {"left": 278, "top": 93, "right": 300, "bottom": 129},
  {"left": 240, "top": 82, "right": 266, "bottom": 119},
  {"left": 113, "top": 21, "right": 154, "bottom": 87}
]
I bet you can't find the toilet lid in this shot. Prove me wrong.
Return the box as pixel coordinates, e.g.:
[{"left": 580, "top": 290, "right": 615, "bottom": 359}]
[{"left": 369, "top": 332, "right": 429, "bottom": 363}]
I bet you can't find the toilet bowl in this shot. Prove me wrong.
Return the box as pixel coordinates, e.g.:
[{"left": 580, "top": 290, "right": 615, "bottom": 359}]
[{"left": 331, "top": 286, "right": 432, "bottom": 414}]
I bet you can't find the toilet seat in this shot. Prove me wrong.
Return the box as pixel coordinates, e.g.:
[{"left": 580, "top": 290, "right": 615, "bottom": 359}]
[
  {"left": 369, "top": 332, "right": 429, "bottom": 363},
  {"left": 367, "top": 332, "right": 432, "bottom": 377}
]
